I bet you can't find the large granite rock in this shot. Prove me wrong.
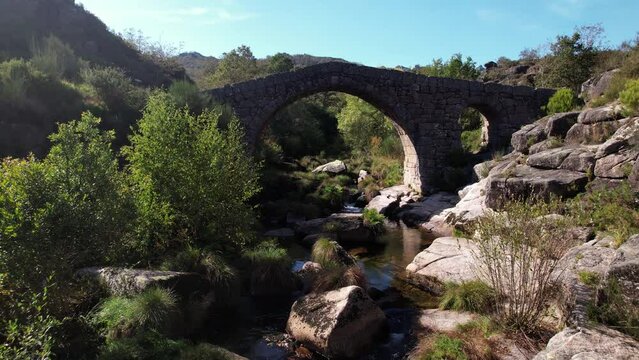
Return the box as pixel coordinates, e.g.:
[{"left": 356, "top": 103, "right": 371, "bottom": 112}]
[
  {"left": 526, "top": 148, "right": 575, "bottom": 169},
  {"left": 405, "top": 237, "right": 481, "bottom": 294},
  {"left": 312, "top": 160, "right": 346, "bottom": 174},
  {"left": 581, "top": 69, "right": 620, "bottom": 101},
  {"left": 545, "top": 112, "right": 580, "bottom": 138},
  {"left": 594, "top": 149, "right": 638, "bottom": 178},
  {"left": 577, "top": 103, "right": 624, "bottom": 124},
  {"left": 366, "top": 185, "right": 416, "bottom": 215},
  {"left": 533, "top": 326, "right": 639, "bottom": 360},
  {"left": 76, "top": 267, "right": 211, "bottom": 298},
  {"left": 485, "top": 165, "right": 588, "bottom": 209},
  {"left": 422, "top": 179, "right": 489, "bottom": 235},
  {"left": 286, "top": 286, "right": 386, "bottom": 358},
  {"left": 565, "top": 120, "right": 628, "bottom": 145},
  {"left": 394, "top": 192, "right": 459, "bottom": 228},
  {"left": 296, "top": 213, "right": 372, "bottom": 242},
  {"left": 609, "top": 235, "right": 639, "bottom": 302},
  {"left": 629, "top": 159, "right": 639, "bottom": 191},
  {"left": 595, "top": 118, "right": 639, "bottom": 159},
  {"left": 512, "top": 122, "right": 547, "bottom": 154}
]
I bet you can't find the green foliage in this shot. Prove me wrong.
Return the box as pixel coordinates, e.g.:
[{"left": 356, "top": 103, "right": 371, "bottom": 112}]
[
  {"left": 544, "top": 88, "right": 577, "bottom": 114},
  {"left": 362, "top": 208, "right": 385, "bottom": 234},
  {"left": 30, "top": 35, "right": 80, "bottom": 80},
  {"left": 420, "top": 335, "right": 467, "bottom": 360},
  {"left": 82, "top": 66, "right": 148, "bottom": 112},
  {"left": 0, "top": 113, "right": 132, "bottom": 289},
  {"left": 415, "top": 53, "right": 480, "bottom": 80},
  {"left": 439, "top": 281, "right": 496, "bottom": 314},
  {"left": 460, "top": 128, "right": 483, "bottom": 154},
  {"left": 205, "top": 45, "right": 258, "bottom": 88},
  {"left": 242, "top": 240, "right": 294, "bottom": 295},
  {"left": 587, "top": 277, "right": 639, "bottom": 339},
  {"left": 266, "top": 53, "right": 294, "bottom": 74},
  {"left": 93, "top": 288, "right": 178, "bottom": 340},
  {"left": 0, "top": 281, "right": 60, "bottom": 360},
  {"left": 619, "top": 78, "right": 639, "bottom": 116},
  {"left": 567, "top": 183, "right": 639, "bottom": 247},
  {"left": 97, "top": 329, "right": 186, "bottom": 360},
  {"left": 578, "top": 271, "right": 600, "bottom": 287},
  {"left": 311, "top": 265, "right": 367, "bottom": 293},
  {"left": 311, "top": 238, "right": 356, "bottom": 268},
  {"left": 168, "top": 80, "right": 209, "bottom": 113},
  {"left": 337, "top": 95, "right": 395, "bottom": 152},
  {"left": 123, "top": 92, "right": 261, "bottom": 257},
  {"left": 538, "top": 28, "right": 599, "bottom": 91}
]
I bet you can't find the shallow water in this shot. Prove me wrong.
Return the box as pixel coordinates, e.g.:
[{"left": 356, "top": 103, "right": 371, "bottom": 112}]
[{"left": 220, "top": 220, "right": 439, "bottom": 359}]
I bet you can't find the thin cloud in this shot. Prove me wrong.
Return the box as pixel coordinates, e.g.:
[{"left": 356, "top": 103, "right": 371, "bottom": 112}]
[
  {"left": 476, "top": 9, "right": 503, "bottom": 22},
  {"left": 142, "top": 6, "right": 257, "bottom": 25}
]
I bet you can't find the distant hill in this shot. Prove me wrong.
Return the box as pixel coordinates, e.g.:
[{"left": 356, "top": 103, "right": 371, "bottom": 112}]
[
  {"left": 0, "top": 0, "right": 185, "bottom": 86},
  {"left": 175, "top": 51, "right": 347, "bottom": 85}
]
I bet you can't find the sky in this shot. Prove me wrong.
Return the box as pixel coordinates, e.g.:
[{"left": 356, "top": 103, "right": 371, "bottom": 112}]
[{"left": 77, "top": 0, "right": 639, "bottom": 67}]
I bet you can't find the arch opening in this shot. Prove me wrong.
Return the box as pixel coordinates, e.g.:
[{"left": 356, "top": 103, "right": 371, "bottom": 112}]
[{"left": 255, "top": 91, "right": 420, "bottom": 222}]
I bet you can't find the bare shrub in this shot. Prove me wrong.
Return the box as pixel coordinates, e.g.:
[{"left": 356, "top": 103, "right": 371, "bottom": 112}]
[{"left": 473, "top": 199, "right": 575, "bottom": 332}]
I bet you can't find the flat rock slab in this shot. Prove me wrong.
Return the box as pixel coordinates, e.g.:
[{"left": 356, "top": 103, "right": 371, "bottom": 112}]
[
  {"left": 312, "top": 160, "right": 346, "bottom": 173},
  {"left": 286, "top": 285, "right": 386, "bottom": 358},
  {"left": 405, "top": 237, "right": 481, "bottom": 294},
  {"left": 395, "top": 192, "right": 459, "bottom": 228},
  {"left": 418, "top": 309, "right": 476, "bottom": 332},
  {"left": 485, "top": 165, "right": 588, "bottom": 209},
  {"left": 533, "top": 326, "right": 639, "bottom": 360}
]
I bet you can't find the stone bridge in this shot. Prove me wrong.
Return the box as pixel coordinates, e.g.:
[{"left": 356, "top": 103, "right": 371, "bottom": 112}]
[{"left": 207, "top": 62, "right": 554, "bottom": 193}]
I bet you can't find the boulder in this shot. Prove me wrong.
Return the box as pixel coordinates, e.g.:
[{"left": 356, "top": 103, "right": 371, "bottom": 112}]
[
  {"left": 485, "top": 165, "right": 588, "bottom": 209},
  {"left": 76, "top": 267, "right": 211, "bottom": 298},
  {"left": 594, "top": 149, "right": 637, "bottom": 178},
  {"left": 296, "top": 213, "right": 372, "bottom": 242},
  {"left": 405, "top": 237, "right": 482, "bottom": 294},
  {"left": 296, "top": 261, "right": 323, "bottom": 293},
  {"left": 580, "top": 68, "right": 620, "bottom": 101},
  {"left": 565, "top": 118, "right": 630, "bottom": 145},
  {"left": 423, "top": 179, "right": 489, "bottom": 234},
  {"left": 629, "top": 159, "right": 639, "bottom": 192},
  {"left": 357, "top": 169, "right": 369, "bottom": 183},
  {"left": 312, "top": 160, "right": 346, "bottom": 174},
  {"left": 365, "top": 184, "right": 414, "bottom": 215},
  {"left": 595, "top": 118, "right": 639, "bottom": 159},
  {"left": 533, "top": 326, "right": 639, "bottom": 360},
  {"left": 558, "top": 148, "right": 596, "bottom": 173},
  {"left": 609, "top": 235, "right": 639, "bottom": 302},
  {"left": 545, "top": 112, "right": 580, "bottom": 138},
  {"left": 264, "top": 228, "right": 295, "bottom": 240},
  {"left": 286, "top": 286, "right": 386, "bottom": 358},
  {"left": 529, "top": 139, "right": 558, "bottom": 154},
  {"left": 394, "top": 192, "right": 459, "bottom": 228},
  {"left": 526, "top": 148, "right": 574, "bottom": 169},
  {"left": 554, "top": 241, "right": 620, "bottom": 325},
  {"left": 577, "top": 103, "right": 624, "bottom": 124},
  {"left": 418, "top": 309, "right": 476, "bottom": 332},
  {"left": 511, "top": 122, "right": 547, "bottom": 154}
]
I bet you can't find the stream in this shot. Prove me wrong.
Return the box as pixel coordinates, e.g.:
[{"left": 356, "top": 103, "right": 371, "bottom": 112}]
[{"left": 216, "top": 207, "right": 439, "bottom": 359}]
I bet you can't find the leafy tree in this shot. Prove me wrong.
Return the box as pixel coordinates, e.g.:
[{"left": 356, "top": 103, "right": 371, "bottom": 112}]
[
  {"left": 415, "top": 53, "right": 480, "bottom": 80},
  {"left": 267, "top": 52, "right": 294, "bottom": 74},
  {"left": 123, "top": 92, "right": 261, "bottom": 258},
  {"left": 29, "top": 35, "right": 80, "bottom": 80},
  {"left": 336, "top": 95, "right": 395, "bottom": 152},
  {"left": 0, "top": 113, "right": 132, "bottom": 289},
  {"left": 538, "top": 28, "right": 600, "bottom": 91},
  {"left": 81, "top": 66, "right": 148, "bottom": 113},
  {"left": 205, "top": 45, "right": 258, "bottom": 88},
  {"left": 168, "top": 79, "right": 209, "bottom": 113}
]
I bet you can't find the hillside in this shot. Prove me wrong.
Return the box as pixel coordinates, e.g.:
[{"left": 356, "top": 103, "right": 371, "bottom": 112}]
[{"left": 0, "top": 0, "right": 185, "bottom": 86}]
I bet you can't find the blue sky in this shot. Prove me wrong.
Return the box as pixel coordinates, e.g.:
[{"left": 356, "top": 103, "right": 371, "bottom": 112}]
[{"left": 78, "top": 0, "right": 638, "bottom": 67}]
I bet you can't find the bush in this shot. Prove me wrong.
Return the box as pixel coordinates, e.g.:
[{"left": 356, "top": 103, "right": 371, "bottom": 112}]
[
  {"left": 419, "top": 335, "right": 467, "bottom": 360},
  {"left": 439, "top": 281, "right": 496, "bottom": 314},
  {"left": 311, "top": 238, "right": 356, "bottom": 268},
  {"left": 168, "top": 80, "right": 209, "bottom": 114},
  {"left": 123, "top": 92, "right": 261, "bottom": 257},
  {"left": 544, "top": 88, "right": 577, "bottom": 114},
  {"left": 29, "top": 35, "right": 80, "bottom": 80},
  {"left": 243, "top": 240, "right": 295, "bottom": 295},
  {"left": 362, "top": 208, "right": 385, "bottom": 234},
  {"left": 98, "top": 329, "right": 186, "bottom": 360},
  {"left": 93, "top": 288, "right": 178, "bottom": 340},
  {"left": 473, "top": 199, "right": 575, "bottom": 333},
  {"left": 0, "top": 113, "right": 132, "bottom": 290},
  {"left": 619, "top": 78, "right": 639, "bottom": 116},
  {"left": 82, "top": 66, "right": 148, "bottom": 112},
  {"left": 337, "top": 95, "right": 396, "bottom": 153}
]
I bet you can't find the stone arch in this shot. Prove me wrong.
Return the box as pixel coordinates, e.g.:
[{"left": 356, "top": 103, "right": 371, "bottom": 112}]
[
  {"left": 457, "top": 100, "right": 510, "bottom": 151},
  {"left": 255, "top": 85, "right": 423, "bottom": 191}
]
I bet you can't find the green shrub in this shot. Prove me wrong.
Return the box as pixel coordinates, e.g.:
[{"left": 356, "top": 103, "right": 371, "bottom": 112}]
[
  {"left": 420, "top": 335, "right": 467, "bottom": 360},
  {"left": 123, "top": 92, "right": 261, "bottom": 257},
  {"left": 439, "top": 281, "right": 496, "bottom": 314},
  {"left": 29, "top": 35, "right": 80, "bottom": 80},
  {"left": 544, "top": 88, "right": 577, "bottom": 114},
  {"left": 0, "top": 113, "right": 132, "bottom": 290},
  {"left": 311, "top": 238, "right": 356, "bottom": 268},
  {"left": 243, "top": 240, "right": 294, "bottom": 295},
  {"left": 587, "top": 277, "right": 639, "bottom": 339},
  {"left": 93, "top": 288, "right": 178, "bottom": 340},
  {"left": 362, "top": 208, "right": 385, "bottom": 234},
  {"left": 82, "top": 66, "right": 148, "bottom": 112},
  {"left": 619, "top": 78, "right": 639, "bottom": 116},
  {"left": 168, "top": 80, "right": 209, "bottom": 114},
  {"left": 98, "top": 329, "right": 186, "bottom": 360},
  {"left": 578, "top": 271, "right": 600, "bottom": 287}
]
